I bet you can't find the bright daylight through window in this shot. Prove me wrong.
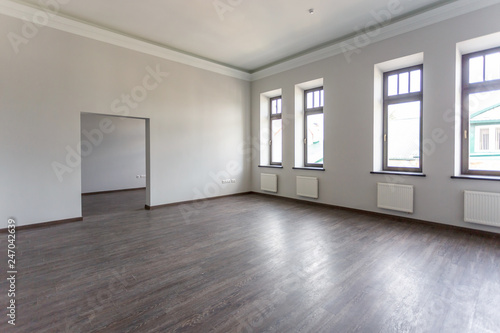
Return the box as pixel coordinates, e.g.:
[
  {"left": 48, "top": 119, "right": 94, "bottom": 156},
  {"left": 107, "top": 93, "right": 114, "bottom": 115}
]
[
  {"left": 462, "top": 47, "right": 500, "bottom": 176},
  {"left": 304, "top": 88, "right": 324, "bottom": 167},
  {"left": 383, "top": 65, "right": 423, "bottom": 172},
  {"left": 270, "top": 96, "right": 282, "bottom": 165}
]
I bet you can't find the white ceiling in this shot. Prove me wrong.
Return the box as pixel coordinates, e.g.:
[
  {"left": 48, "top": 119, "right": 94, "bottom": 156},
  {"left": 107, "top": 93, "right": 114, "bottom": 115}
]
[{"left": 17, "top": 0, "right": 453, "bottom": 72}]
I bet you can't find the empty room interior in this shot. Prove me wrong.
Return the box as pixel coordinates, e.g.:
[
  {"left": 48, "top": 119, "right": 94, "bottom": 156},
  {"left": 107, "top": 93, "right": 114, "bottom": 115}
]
[{"left": 2, "top": 0, "right": 500, "bottom": 332}]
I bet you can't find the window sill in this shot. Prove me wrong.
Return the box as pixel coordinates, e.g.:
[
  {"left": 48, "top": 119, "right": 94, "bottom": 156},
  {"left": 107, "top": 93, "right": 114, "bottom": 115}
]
[
  {"left": 451, "top": 175, "right": 500, "bottom": 182},
  {"left": 370, "top": 171, "right": 426, "bottom": 177},
  {"left": 258, "top": 165, "right": 283, "bottom": 169},
  {"left": 293, "top": 167, "right": 325, "bottom": 171}
]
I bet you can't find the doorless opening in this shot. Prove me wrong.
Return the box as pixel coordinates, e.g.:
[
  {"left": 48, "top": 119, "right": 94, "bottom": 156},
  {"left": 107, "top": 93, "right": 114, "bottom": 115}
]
[{"left": 80, "top": 113, "right": 151, "bottom": 217}]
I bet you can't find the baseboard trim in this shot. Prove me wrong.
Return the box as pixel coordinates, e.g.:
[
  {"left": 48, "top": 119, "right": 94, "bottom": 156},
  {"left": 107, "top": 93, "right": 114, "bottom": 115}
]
[
  {"left": 0, "top": 192, "right": 252, "bottom": 231},
  {"left": 0, "top": 217, "right": 84, "bottom": 233},
  {"left": 251, "top": 191, "right": 500, "bottom": 239},
  {"left": 145, "top": 192, "right": 252, "bottom": 210},
  {"left": 5, "top": 191, "right": 495, "bottom": 239},
  {"left": 82, "top": 187, "right": 146, "bottom": 196}
]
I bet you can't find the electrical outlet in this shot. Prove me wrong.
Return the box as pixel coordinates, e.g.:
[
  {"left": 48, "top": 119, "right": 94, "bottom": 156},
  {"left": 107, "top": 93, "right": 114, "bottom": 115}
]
[
  {"left": 221, "top": 179, "right": 231, "bottom": 184},
  {"left": 230, "top": 179, "right": 236, "bottom": 183}
]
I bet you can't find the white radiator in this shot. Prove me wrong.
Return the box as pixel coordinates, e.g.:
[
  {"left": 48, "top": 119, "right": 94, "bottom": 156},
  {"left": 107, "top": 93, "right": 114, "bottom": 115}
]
[
  {"left": 296, "top": 176, "right": 318, "bottom": 199},
  {"left": 377, "top": 183, "right": 414, "bottom": 213},
  {"left": 464, "top": 191, "right": 500, "bottom": 227},
  {"left": 261, "top": 173, "right": 278, "bottom": 193}
]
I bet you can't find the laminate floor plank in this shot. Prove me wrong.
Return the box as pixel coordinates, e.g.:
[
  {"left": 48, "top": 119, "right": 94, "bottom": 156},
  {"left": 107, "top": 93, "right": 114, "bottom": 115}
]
[{"left": 1, "top": 191, "right": 499, "bottom": 332}]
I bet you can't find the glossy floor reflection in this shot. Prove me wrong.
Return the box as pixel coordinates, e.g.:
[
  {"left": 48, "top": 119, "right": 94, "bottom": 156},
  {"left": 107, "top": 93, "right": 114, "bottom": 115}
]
[{"left": 1, "top": 192, "right": 499, "bottom": 332}]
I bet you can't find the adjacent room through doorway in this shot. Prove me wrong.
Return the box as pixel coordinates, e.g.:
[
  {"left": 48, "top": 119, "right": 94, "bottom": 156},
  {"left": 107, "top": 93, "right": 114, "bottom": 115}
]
[{"left": 80, "top": 113, "right": 148, "bottom": 217}]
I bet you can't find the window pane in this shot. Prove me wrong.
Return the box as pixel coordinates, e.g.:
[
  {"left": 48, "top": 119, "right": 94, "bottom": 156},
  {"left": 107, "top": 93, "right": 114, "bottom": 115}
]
[
  {"left": 387, "top": 101, "right": 421, "bottom": 168},
  {"left": 306, "top": 114, "right": 324, "bottom": 165},
  {"left": 479, "top": 128, "right": 489, "bottom": 151},
  {"left": 468, "top": 90, "right": 500, "bottom": 171},
  {"left": 496, "top": 128, "right": 500, "bottom": 151},
  {"left": 307, "top": 92, "right": 313, "bottom": 109},
  {"left": 485, "top": 52, "right": 500, "bottom": 81},
  {"left": 410, "top": 70, "right": 421, "bottom": 93},
  {"left": 314, "top": 90, "right": 320, "bottom": 108},
  {"left": 388, "top": 75, "right": 398, "bottom": 96},
  {"left": 469, "top": 56, "right": 484, "bottom": 83},
  {"left": 398, "top": 72, "right": 409, "bottom": 94},
  {"left": 277, "top": 98, "right": 282, "bottom": 114},
  {"left": 271, "top": 119, "right": 282, "bottom": 164},
  {"left": 271, "top": 99, "right": 277, "bottom": 114},
  {"left": 320, "top": 89, "right": 324, "bottom": 107}
]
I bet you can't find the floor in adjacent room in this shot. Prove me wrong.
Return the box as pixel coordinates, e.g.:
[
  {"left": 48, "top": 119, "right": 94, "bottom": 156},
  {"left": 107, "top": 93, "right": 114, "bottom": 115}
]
[{"left": 1, "top": 190, "right": 499, "bottom": 332}]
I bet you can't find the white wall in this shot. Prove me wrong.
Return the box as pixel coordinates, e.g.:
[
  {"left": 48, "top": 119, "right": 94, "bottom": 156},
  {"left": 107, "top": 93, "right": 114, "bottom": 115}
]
[
  {"left": 251, "top": 5, "right": 500, "bottom": 234},
  {"left": 81, "top": 114, "right": 146, "bottom": 193},
  {"left": 2, "top": 5, "right": 500, "bottom": 232},
  {"left": 0, "top": 14, "right": 251, "bottom": 227}
]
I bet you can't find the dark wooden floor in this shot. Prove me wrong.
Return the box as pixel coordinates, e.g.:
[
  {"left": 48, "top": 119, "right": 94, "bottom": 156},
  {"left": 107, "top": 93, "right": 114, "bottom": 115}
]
[
  {"left": 82, "top": 189, "right": 146, "bottom": 218},
  {"left": 1, "top": 191, "right": 500, "bottom": 333}
]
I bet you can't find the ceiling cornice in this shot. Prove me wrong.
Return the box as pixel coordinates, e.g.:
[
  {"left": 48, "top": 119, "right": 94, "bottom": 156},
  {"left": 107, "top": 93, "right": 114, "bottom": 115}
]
[
  {"left": 0, "top": 0, "right": 252, "bottom": 81},
  {"left": 1, "top": 0, "right": 499, "bottom": 82},
  {"left": 250, "top": 0, "right": 500, "bottom": 80}
]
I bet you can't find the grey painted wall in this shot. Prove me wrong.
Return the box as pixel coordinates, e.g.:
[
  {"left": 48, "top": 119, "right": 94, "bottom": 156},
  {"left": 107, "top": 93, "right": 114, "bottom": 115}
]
[
  {"left": 81, "top": 113, "right": 146, "bottom": 194},
  {"left": 2, "top": 5, "right": 500, "bottom": 233},
  {"left": 251, "top": 5, "right": 500, "bottom": 234},
  {"left": 0, "top": 14, "right": 251, "bottom": 227}
]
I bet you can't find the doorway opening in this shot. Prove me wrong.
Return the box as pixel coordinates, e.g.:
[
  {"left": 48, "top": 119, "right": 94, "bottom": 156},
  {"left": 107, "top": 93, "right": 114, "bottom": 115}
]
[{"left": 80, "top": 113, "right": 150, "bottom": 217}]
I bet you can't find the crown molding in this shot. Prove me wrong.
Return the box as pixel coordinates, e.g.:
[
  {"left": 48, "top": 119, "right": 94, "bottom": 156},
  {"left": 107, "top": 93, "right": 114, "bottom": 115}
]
[
  {"left": 250, "top": 0, "right": 500, "bottom": 81},
  {"left": 0, "top": 0, "right": 252, "bottom": 81},
  {"left": 1, "top": 0, "right": 499, "bottom": 82}
]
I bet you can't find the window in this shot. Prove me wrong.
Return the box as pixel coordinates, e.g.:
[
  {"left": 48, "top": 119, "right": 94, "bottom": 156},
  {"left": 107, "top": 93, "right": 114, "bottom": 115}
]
[
  {"left": 462, "top": 47, "right": 500, "bottom": 176},
  {"left": 479, "top": 128, "right": 490, "bottom": 151},
  {"left": 473, "top": 126, "right": 500, "bottom": 152},
  {"left": 304, "top": 87, "right": 324, "bottom": 167},
  {"left": 496, "top": 128, "right": 500, "bottom": 150},
  {"left": 259, "top": 89, "right": 282, "bottom": 167},
  {"left": 383, "top": 65, "right": 423, "bottom": 172},
  {"left": 270, "top": 96, "right": 282, "bottom": 165}
]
